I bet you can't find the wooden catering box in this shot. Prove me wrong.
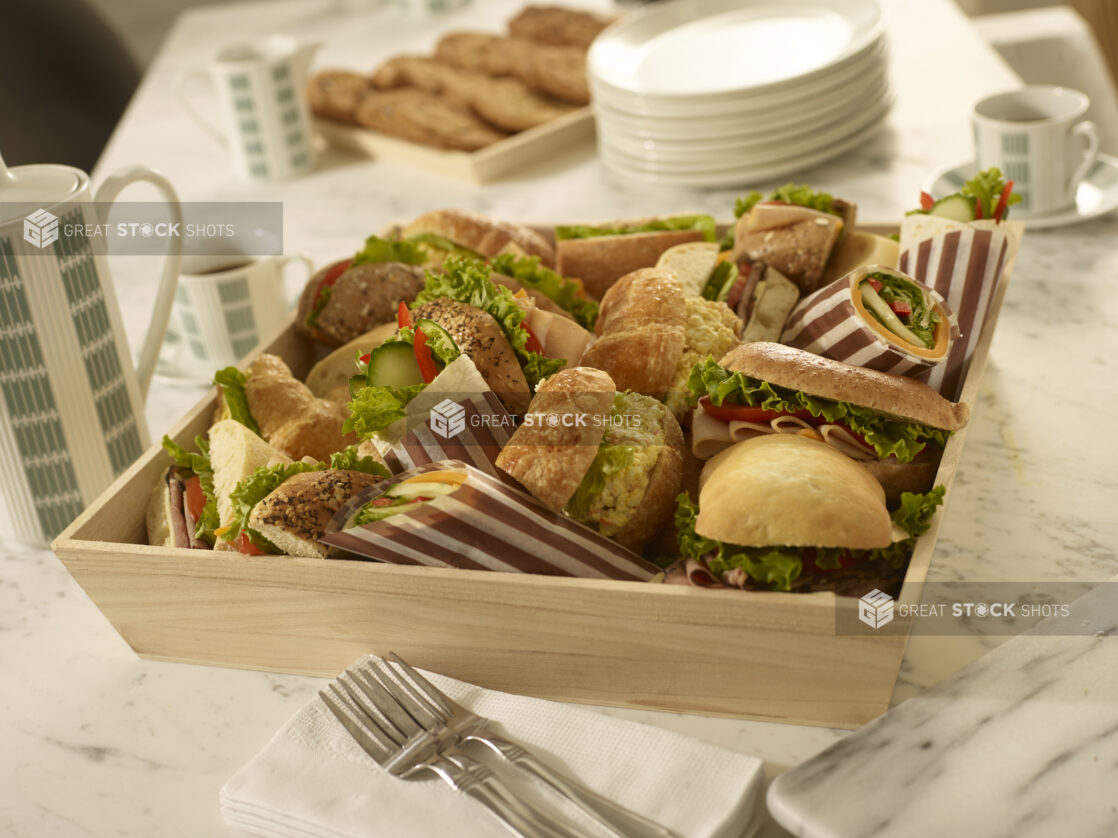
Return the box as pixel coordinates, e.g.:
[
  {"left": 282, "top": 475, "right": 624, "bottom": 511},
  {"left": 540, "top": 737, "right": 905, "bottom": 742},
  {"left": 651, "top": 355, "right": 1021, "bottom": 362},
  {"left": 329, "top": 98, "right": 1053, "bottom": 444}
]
[{"left": 51, "top": 224, "right": 1017, "bottom": 729}]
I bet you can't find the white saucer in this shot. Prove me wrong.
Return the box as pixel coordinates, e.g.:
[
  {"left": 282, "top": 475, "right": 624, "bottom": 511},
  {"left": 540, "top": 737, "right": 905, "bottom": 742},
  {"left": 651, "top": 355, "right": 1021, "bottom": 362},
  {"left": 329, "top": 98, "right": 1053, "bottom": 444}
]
[
  {"left": 925, "top": 154, "right": 1118, "bottom": 229},
  {"left": 153, "top": 335, "right": 218, "bottom": 388}
]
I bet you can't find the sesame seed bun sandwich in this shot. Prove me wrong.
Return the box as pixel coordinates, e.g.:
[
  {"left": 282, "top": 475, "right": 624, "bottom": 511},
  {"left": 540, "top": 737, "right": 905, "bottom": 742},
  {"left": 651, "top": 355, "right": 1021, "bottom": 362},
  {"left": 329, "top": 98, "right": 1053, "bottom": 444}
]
[{"left": 688, "top": 342, "right": 969, "bottom": 502}]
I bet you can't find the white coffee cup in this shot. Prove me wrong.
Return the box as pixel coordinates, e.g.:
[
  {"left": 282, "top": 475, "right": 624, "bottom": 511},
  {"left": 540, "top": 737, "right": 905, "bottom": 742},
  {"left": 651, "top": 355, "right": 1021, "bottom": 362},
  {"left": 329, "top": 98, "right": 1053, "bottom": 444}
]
[
  {"left": 973, "top": 86, "right": 1099, "bottom": 215},
  {"left": 0, "top": 162, "right": 182, "bottom": 545},
  {"left": 176, "top": 35, "right": 320, "bottom": 180},
  {"left": 166, "top": 252, "right": 313, "bottom": 375}
]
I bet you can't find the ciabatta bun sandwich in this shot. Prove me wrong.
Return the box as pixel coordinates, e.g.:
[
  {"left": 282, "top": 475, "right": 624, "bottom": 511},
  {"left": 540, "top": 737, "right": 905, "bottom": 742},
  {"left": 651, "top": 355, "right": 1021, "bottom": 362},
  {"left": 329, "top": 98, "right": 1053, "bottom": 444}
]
[
  {"left": 689, "top": 342, "right": 969, "bottom": 501},
  {"left": 673, "top": 434, "right": 945, "bottom": 592},
  {"left": 579, "top": 268, "right": 740, "bottom": 419},
  {"left": 655, "top": 241, "right": 801, "bottom": 343},
  {"left": 495, "top": 367, "right": 684, "bottom": 552},
  {"left": 554, "top": 214, "right": 717, "bottom": 300}
]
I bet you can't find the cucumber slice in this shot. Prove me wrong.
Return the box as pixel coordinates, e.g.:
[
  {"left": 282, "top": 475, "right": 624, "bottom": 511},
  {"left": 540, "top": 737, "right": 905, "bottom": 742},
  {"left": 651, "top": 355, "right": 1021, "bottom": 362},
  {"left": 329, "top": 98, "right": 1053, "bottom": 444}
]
[
  {"left": 860, "top": 282, "right": 931, "bottom": 348},
  {"left": 701, "top": 261, "right": 737, "bottom": 301},
  {"left": 354, "top": 499, "right": 427, "bottom": 523},
  {"left": 384, "top": 482, "right": 459, "bottom": 501},
  {"left": 366, "top": 342, "right": 422, "bottom": 388},
  {"left": 928, "top": 194, "right": 974, "bottom": 222}
]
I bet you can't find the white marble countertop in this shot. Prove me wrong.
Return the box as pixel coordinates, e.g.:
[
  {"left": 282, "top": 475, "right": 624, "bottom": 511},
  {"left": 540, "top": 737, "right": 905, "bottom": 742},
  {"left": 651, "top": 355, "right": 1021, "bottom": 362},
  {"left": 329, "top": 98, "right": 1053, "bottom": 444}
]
[{"left": 2, "top": 0, "right": 1117, "bottom": 836}]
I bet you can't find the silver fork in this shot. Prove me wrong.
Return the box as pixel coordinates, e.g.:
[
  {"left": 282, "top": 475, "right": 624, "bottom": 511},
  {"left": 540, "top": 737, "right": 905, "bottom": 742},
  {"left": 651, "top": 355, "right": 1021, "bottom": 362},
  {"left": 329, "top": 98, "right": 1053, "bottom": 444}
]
[
  {"left": 372, "top": 653, "right": 681, "bottom": 838},
  {"left": 320, "top": 674, "right": 578, "bottom": 838}
]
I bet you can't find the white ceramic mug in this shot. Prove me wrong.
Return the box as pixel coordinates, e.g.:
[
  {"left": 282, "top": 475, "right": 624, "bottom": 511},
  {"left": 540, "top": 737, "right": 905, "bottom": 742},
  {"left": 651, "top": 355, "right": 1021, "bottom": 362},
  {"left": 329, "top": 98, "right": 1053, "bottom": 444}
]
[
  {"left": 165, "top": 252, "right": 313, "bottom": 375},
  {"left": 177, "top": 36, "right": 319, "bottom": 180},
  {"left": 0, "top": 163, "right": 182, "bottom": 545},
  {"left": 973, "top": 86, "right": 1099, "bottom": 215}
]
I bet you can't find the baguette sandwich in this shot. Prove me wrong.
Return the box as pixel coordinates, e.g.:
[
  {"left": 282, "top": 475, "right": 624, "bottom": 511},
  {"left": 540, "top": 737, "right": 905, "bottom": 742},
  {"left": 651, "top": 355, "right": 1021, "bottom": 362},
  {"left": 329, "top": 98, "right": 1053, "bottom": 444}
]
[
  {"left": 579, "top": 268, "right": 741, "bottom": 419},
  {"left": 688, "top": 342, "right": 969, "bottom": 501},
  {"left": 554, "top": 214, "right": 718, "bottom": 300},
  {"left": 495, "top": 367, "right": 684, "bottom": 552},
  {"left": 672, "top": 434, "right": 946, "bottom": 593}
]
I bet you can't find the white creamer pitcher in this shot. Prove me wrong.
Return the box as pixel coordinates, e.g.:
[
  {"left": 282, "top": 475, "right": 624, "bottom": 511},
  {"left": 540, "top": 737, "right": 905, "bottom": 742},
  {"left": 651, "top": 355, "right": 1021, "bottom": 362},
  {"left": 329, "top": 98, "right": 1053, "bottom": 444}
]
[{"left": 0, "top": 158, "right": 182, "bottom": 545}]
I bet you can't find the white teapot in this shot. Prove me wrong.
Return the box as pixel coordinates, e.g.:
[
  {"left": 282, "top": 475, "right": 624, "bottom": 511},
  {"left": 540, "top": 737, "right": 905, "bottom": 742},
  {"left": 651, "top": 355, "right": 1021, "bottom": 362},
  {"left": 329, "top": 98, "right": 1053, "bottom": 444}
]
[{"left": 0, "top": 153, "right": 182, "bottom": 544}]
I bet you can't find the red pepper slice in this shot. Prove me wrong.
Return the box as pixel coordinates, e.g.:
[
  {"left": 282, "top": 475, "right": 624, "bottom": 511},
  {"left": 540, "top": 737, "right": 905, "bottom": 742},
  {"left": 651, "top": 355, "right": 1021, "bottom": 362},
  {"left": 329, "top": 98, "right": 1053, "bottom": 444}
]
[
  {"left": 889, "top": 299, "right": 912, "bottom": 316},
  {"left": 397, "top": 301, "right": 413, "bottom": 330},
  {"left": 413, "top": 327, "right": 439, "bottom": 383},
  {"left": 698, "top": 395, "right": 814, "bottom": 424},
  {"left": 183, "top": 475, "right": 206, "bottom": 525},
  {"left": 920, "top": 191, "right": 935, "bottom": 211},
  {"left": 993, "top": 180, "right": 1014, "bottom": 222},
  {"left": 866, "top": 277, "right": 884, "bottom": 292},
  {"left": 234, "top": 532, "right": 266, "bottom": 556},
  {"left": 974, "top": 198, "right": 984, "bottom": 220},
  {"left": 520, "top": 321, "right": 543, "bottom": 354},
  {"left": 359, "top": 352, "right": 370, "bottom": 365},
  {"left": 369, "top": 497, "right": 395, "bottom": 507}
]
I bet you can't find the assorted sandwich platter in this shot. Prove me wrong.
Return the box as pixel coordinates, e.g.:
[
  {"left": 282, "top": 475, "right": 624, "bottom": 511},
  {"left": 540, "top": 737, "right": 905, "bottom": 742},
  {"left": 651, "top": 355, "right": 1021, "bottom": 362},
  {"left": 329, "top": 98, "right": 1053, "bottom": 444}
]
[{"left": 53, "top": 177, "right": 1023, "bottom": 727}]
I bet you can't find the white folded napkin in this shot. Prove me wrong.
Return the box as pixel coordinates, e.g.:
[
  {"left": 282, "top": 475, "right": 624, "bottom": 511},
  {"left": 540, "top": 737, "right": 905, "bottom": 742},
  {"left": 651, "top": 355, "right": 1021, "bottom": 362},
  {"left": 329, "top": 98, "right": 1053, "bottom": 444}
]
[{"left": 220, "top": 655, "right": 764, "bottom": 838}]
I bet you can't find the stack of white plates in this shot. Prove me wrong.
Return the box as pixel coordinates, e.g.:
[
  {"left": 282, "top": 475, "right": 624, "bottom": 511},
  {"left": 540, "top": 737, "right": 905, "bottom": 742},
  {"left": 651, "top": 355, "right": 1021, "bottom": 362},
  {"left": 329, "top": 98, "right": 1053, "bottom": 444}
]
[{"left": 588, "top": 0, "right": 891, "bottom": 187}]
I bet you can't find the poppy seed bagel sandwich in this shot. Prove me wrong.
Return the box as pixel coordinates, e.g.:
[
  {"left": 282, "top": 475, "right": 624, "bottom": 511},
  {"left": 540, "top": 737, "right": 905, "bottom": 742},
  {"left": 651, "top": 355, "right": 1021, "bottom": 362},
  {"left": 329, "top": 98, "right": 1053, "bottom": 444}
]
[
  {"left": 689, "top": 342, "right": 970, "bottom": 498},
  {"left": 495, "top": 367, "right": 684, "bottom": 552}
]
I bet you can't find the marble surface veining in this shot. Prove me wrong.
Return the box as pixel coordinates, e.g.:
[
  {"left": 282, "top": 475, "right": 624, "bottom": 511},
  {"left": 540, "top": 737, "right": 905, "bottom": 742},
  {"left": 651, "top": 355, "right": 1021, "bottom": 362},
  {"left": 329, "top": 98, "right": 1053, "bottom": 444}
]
[
  {"left": 2, "top": 0, "right": 1117, "bottom": 836},
  {"left": 768, "top": 581, "right": 1118, "bottom": 838}
]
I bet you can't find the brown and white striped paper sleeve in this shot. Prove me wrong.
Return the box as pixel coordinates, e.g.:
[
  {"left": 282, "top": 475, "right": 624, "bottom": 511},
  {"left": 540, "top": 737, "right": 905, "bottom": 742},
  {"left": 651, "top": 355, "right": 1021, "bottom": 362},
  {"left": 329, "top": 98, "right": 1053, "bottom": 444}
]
[
  {"left": 897, "top": 216, "right": 1023, "bottom": 400},
  {"left": 320, "top": 460, "right": 661, "bottom": 582},
  {"left": 381, "top": 391, "right": 516, "bottom": 484},
  {"left": 780, "top": 266, "right": 955, "bottom": 377}
]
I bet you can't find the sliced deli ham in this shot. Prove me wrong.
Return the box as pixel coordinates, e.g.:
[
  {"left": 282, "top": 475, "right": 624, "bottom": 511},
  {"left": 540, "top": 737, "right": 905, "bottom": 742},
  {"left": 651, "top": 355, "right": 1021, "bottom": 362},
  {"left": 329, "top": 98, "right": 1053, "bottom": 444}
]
[{"left": 691, "top": 403, "right": 876, "bottom": 462}]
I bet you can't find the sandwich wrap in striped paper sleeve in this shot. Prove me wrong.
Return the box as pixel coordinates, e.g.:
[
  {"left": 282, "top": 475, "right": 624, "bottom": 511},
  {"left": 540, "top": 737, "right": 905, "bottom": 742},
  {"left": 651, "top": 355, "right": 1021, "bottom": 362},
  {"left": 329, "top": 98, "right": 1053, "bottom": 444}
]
[
  {"left": 897, "top": 216, "right": 1023, "bottom": 400},
  {"left": 780, "top": 266, "right": 957, "bottom": 377},
  {"left": 381, "top": 391, "right": 518, "bottom": 486},
  {"left": 320, "top": 460, "right": 660, "bottom": 581}
]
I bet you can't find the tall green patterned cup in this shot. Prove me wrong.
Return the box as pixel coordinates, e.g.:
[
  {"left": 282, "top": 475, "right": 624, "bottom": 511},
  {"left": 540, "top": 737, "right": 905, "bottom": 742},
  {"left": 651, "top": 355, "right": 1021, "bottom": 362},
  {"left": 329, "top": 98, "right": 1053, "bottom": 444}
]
[{"left": 0, "top": 163, "right": 182, "bottom": 545}]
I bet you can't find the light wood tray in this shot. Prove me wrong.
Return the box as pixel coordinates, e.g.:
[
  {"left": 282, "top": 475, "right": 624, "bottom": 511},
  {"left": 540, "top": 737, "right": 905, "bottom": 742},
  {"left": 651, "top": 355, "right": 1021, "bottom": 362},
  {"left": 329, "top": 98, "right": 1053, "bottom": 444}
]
[
  {"left": 52, "top": 223, "right": 1018, "bottom": 728},
  {"left": 315, "top": 107, "right": 595, "bottom": 184}
]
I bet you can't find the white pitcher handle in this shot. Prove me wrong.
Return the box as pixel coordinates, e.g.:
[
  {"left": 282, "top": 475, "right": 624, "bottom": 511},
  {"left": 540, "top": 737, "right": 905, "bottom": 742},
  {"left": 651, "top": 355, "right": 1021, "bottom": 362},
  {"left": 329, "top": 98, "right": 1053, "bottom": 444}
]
[
  {"left": 1069, "top": 120, "right": 1098, "bottom": 193},
  {"left": 93, "top": 167, "right": 184, "bottom": 399},
  {"left": 175, "top": 68, "right": 227, "bottom": 147},
  {"left": 279, "top": 252, "right": 315, "bottom": 309}
]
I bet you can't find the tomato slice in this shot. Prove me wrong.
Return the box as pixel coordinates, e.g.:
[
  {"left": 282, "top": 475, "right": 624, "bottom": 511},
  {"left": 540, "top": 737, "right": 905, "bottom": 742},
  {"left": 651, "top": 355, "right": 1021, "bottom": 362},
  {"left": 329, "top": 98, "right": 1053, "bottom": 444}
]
[
  {"left": 234, "top": 532, "right": 266, "bottom": 556},
  {"left": 920, "top": 191, "right": 935, "bottom": 211},
  {"left": 889, "top": 299, "right": 912, "bottom": 316},
  {"left": 866, "top": 277, "right": 884, "bottom": 292},
  {"left": 322, "top": 258, "right": 352, "bottom": 288},
  {"left": 397, "top": 300, "right": 413, "bottom": 330},
  {"left": 183, "top": 475, "right": 206, "bottom": 524},
  {"left": 413, "top": 327, "right": 439, "bottom": 383},
  {"left": 698, "top": 395, "right": 813, "bottom": 424},
  {"left": 369, "top": 497, "right": 395, "bottom": 507},
  {"left": 520, "top": 321, "right": 543, "bottom": 354}
]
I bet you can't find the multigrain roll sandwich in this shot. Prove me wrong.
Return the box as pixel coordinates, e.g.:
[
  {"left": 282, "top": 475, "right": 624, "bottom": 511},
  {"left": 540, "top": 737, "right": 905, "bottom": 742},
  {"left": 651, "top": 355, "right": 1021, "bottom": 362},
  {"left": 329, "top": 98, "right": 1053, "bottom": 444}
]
[
  {"left": 297, "top": 235, "right": 428, "bottom": 347},
  {"left": 495, "top": 367, "right": 684, "bottom": 552},
  {"left": 730, "top": 185, "right": 855, "bottom": 295},
  {"left": 688, "top": 342, "right": 969, "bottom": 502},
  {"left": 671, "top": 434, "right": 946, "bottom": 593},
  {"left": 554, "top": 214, "right": 718, "bottom": 300},
  {"left": 579, "top": 268, "right": 741, "bottom": 419}
]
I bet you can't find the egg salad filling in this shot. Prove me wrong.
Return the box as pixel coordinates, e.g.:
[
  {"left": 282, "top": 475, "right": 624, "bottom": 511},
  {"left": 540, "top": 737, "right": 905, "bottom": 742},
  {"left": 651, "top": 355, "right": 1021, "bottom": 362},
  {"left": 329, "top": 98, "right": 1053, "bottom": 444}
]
[
  {"left": 666, "top": 297, "right": 741, "bottom": 418},
  {"left": 565, "top": 392, "right": 666, "bottom": 536}
]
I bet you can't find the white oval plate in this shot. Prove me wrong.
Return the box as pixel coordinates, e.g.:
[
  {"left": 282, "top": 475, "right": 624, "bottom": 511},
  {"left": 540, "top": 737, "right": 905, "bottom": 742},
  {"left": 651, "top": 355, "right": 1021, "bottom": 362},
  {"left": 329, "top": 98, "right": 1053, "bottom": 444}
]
[{"left": 589, "top": 0, "right": 885, "bottom": 99}]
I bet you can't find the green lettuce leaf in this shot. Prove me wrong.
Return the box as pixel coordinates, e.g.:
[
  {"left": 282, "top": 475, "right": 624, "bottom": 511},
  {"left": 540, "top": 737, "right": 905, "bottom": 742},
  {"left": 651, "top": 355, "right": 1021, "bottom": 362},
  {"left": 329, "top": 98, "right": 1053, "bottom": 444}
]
[
  {"left": 565, "top": 444, "right": 635, "bottom": 521},
  {"left": 554, "top": 214, "right": 717, "bottom": 243},
  {"left": 415, "top": 256, "right": 565, "bottom": 389},
  {"left": 350, "top": 235, "right": 426, "bottom": 268},
  {"left": 675, "top": 494, "right": 803, "bottom": 591},
  {"left": 161, "top": 434, "right": 219, "bottom": 545},
  {"left": 409, "top": 324, "right": 461, "bottom": 368},
  {"left": 345, "top": 382, "right": 427, "bottom": 438},
  {"left": 733, "top": 184, "right": 840, "bottom": 219},
  {"left": 961, "top": 167, "right": 1022, "bottom": 220},
  {"left": 406, "top": 232, "right": 482, "bottom": 260},
  {"left": 892, "top": 485, "right": 946, "bottom": 538},
  {"left": 687, "top": 358, "right": 951, "bottom": 464},
  {"left": 222, "top": 462, "right": 321, "bottom": 552},
  {"left": 488, "top": 252, "right": 599, "bottom": 330},
  {"left": 213, "top": 367, "right": 261, "bottom": 436},
  {"left": 329, "top": 445, "right": 391, "bottom": 479}
]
